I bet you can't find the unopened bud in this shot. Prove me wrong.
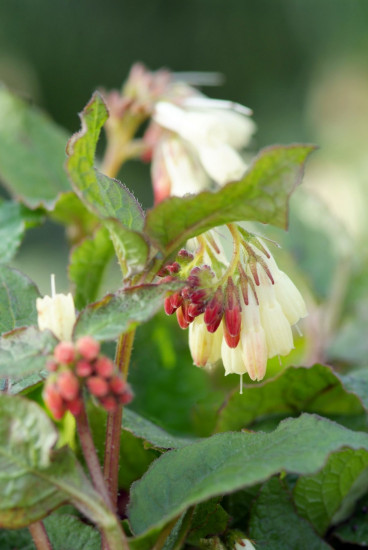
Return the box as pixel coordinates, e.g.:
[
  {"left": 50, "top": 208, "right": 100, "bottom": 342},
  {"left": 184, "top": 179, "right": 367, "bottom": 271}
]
[
  {"left": 100, "top": 395, "right": 118, "bottom": 412},
  {"left": 176, "top": 307, "right": 190, "bottom": 329},
  {"left": 44, "top": 383, "right": 65, "bottom": 419},
  {"left": 76, "top": 359, "right": 93, "bottom": 377},
  {"left": 87, "top": 376, "right": 109, "bottom": 397},
  {"left": 76, "top": 336, "right": 100, "bottom": 361},
  {"left": 224, "top": 278, "right": 242, "bottom": 348},
  {"left": 110, "top": 375, "right": 127, "bottom": 395},
  {"left": 204, "top": 288, "right": 224, "bottom": 333},
  {"left": 66, "top": 397, "right": 83, "bottom": 417},
  {"left": 54, "top": 341, "right": 76, "bottom": 364},
  {"left": 57, "top": 371, "right": 80, "bottom": 401},
  {"left": 95, "top": 356, "right": 114, "bottom": 378}
]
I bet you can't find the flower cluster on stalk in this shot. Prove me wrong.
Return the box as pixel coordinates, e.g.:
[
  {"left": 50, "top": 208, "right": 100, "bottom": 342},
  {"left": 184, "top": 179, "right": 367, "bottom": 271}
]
[
  {"left": 161, "top": 226, "right": 307, "bottom": 384},
  {"left": 43, "top": 337, "right": 133, "bottom": 420},
  {"left": 37, "top": 277, "right": 132, "bottom": 419}
]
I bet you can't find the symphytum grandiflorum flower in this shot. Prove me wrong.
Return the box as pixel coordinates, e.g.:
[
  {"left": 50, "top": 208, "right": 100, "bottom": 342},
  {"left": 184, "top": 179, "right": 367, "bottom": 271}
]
[
  {"left": 36, "top": 274, "right": 76, "bottom": 342},
  {"left": 162, "top": 227, "right": 307, "bottom": 390}
]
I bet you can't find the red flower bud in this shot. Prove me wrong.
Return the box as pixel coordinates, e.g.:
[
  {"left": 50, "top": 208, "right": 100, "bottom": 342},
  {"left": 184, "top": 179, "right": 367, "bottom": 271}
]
[
  {"left": 76, "top": 359, "right": 93, "bottom": 377},
  {"left": 95, "top": 356, "right": 114, "bottom": 378},
  {"left": 110, "top": 375, "right": 127, "bottom": 395},
  {"left": 204, "top": 288, "right": 224, "bottom": 333},
  {"left": 118, "top": 389, "right": 133, "bottom": 405},
  {"left": 57, "top": 371, "right": 80, "bottom": 401},
  {"left": 54, "top": 341, "right": 76, "bottom": 364},
  {"left": 164, "top": 295, "right": 176, "bottom": 315},
  {"left": 66, "top": 397, "right": 83, "bottom": 416},
  {"left": 44, "top": 383, "right": 65, "bottom": 419},
  {"left": 99, "top": 395, "right": 118, "bottom": 412},
  {"left": 76, "top": 336, "right": 100, "bottom": 361},
  {"left": 176, "top": 306, "right": 190, "bottom": 329},
  {"left": 87, "top": 376, "right": 109, "bottom": 397},
  {"left": 187, "top": 302, "right": 206, "bottom": 318},
  {"left": 224, "top": 278, "right": 241, "bottom": 348}
]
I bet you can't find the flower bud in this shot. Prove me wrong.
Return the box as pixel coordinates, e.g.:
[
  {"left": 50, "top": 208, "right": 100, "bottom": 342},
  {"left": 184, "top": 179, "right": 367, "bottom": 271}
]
[
  {"left": 223, "top": 278, "right": 242, "bottom": 348},
  {"left": 110, "top": 376, "right": 127, "bottom": 395},
  {"left": 43, "top": 383, "right": 65, "bottom": 420},
  {"left": 76, "top": 359, "right": 93, "bottom": 377},
  {"left": 87, "top": 376, "right": 109, "bottom": 397},
  {"left": 95, "top": 356, "right": 114, "bottom": 378},
  {"left": 76, "top": 336, "right": 100, "bottom": 361},
  {"left": 37, "top": 286, "right": 76, "bottom": 342},
  {"left": 189, "top": 315, "right": 223, "bottom": 367},
  {"left": 66, "top": 397, "right": 83, "bottom": 417},
  {"left": 100, "top": 396, "right": 118, "bottom": 412},
  {"left": 54, "top": 341, "right": 76, "bottom": 364},
  {"left": 57, "top": 371, "right": 80, "bottom": 401}
]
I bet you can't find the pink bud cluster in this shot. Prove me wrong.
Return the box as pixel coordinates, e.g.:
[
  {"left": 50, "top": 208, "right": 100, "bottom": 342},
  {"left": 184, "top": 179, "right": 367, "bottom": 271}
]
[{"left": 43, "top": 336, "right": 133, "bottom": 420}]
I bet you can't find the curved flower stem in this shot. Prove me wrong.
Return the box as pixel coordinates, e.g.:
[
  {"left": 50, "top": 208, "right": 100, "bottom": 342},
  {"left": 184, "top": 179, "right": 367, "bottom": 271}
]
[
  {"left": 103, "top": 330, "right": 135, "bottom": 508},
  {"left": 28, "top": 521, "right": 53, "bottom": 550}
]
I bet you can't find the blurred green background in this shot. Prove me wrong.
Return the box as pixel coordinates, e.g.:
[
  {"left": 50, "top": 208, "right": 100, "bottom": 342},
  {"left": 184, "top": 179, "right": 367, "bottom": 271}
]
[{"left": 1, "top": 0, "right": 368, "bottom": 396}]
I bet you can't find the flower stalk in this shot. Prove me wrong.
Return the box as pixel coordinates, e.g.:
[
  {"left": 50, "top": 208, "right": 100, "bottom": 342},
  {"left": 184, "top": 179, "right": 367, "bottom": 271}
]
[{"left": 28, "top": 521, "right": 53, "bottom": 550}]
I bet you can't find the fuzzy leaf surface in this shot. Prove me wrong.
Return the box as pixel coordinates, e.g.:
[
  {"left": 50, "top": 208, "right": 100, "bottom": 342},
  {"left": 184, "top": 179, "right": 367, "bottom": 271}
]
[
  {"left": 0, "top": 395, "right": 120, "bottom": 535},
  {"left": 333, "top": 494, "right": 368, "bottom": 546},
  {"left": 51, "top": 191, "right": 99, "bottom": 238},
  {"left": 123, "top": 408, "right": 197, "bottom": 450},
  {"left": 294, "top": 448, "right": 368, "bottom": 535},
  {"left": 65, "top": 92, "right": 144, "bottom": 230},
  {"left": 69, "top": 225, "right": 115, "bottom": 309},
  {"left": 0, "top": 86, "right": 70, "bottom": 209},
  {"left": 145, "top": 145, "right": 315, "bottom": 255},
  {"left": 248, "top": 477, "right": 331, "bottom": 549},
  {"left": 0, "top": 326, "right": 57, "bottom": 380},
  {"left": 216, "top": 364, "right": 365, "bottom": 433},
  {"left": 74, "top": 281, "right": 183, "bottom": 341},
  {"left": 0, "top": 201, "right": 43, "bottom": 263},
  {"left": 128, "top": 414, "right": 368, "bottom": 536},
  {"left": 0, "top": 266, "right": 41, "bottom": 334}
]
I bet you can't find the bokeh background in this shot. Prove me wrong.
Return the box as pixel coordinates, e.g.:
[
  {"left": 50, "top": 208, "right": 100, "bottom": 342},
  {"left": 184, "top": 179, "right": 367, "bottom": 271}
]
[{"left": 1, "top": 0, "right": 368, "bottom": 433}]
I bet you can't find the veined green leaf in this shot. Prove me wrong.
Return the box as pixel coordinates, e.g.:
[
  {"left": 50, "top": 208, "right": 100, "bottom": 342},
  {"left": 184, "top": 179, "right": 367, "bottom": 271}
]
[
  {"left": 65, "top": 92, "right": 144, "bottom": 231},
  {"left": 294, "top": 448, "right": 368, "bottom": 535},
  {"left": 0, "top": 86, "right": 70, "bottom": 209},
  {"left": 74, "top": 280, "right": 183, "bottom": 341},
  {"left": 69, "top": 225, "right": 115, "bottom": 310},
  {"left": 0, "top": 266, "right": 41, "bottom": 334},
  {"left": 248, "top": 477, "right": 331, "bottom": 549},
  {"left": 145, "top": 145, "right": 315, "bottom": 256},
  {"left": 128, "top": 414, "right": 368, "bottom": 536},
  {"left": 0, "top": 395, "right": 125, "bottom": 549}
]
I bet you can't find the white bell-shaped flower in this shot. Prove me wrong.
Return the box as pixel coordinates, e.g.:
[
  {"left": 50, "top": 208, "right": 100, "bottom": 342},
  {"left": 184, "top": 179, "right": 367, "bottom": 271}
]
[
  {"left": 36, "top": 275, "right": 76, "bottom": 341},
  {"left": 189, "top": 315, "right": 223, "bottom": 367}
]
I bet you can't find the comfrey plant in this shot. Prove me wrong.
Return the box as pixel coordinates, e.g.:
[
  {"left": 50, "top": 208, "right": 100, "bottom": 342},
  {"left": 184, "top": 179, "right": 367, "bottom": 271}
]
[{"left": 0, "top": 65, "right": 366, "bottom": 550}]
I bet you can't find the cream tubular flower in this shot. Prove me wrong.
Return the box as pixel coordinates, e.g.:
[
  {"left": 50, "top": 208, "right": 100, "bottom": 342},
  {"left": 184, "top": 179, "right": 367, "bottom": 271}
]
[
  {"left": 153, "top": 98, "right": 255, "bottom": 192},
  {"left": 240, "top": 291, "right": 268, "bottom": 381},
  {"left": 189, "top": 315, "right": 223, "bottom": 367},
  {"left": 36, "top": 275, "right": 76, "bottom": 341},
  {"left": 221, "top": 338, "right": 247, "bottom": 376},
  {"left": 255, "top": 271, "right": 294, "bottom": 358}
]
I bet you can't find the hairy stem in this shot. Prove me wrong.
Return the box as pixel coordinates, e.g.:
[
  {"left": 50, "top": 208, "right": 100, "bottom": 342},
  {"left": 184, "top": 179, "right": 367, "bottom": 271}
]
[
  {"left": 76, "top": 402, "right": 114, "bottom": 512},
  {"left": 28, "top": 521, "right": 53, "bottom": 550},
  {"left": 103, "top": 330, "right": 135, "bottom": 508}
]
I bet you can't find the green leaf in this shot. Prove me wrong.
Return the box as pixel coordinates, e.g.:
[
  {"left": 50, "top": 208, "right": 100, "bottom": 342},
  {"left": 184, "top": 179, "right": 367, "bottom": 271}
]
[
  {"left": 0, "top": 527, "right": 34, "bottom": 550},
  {"left": 333, "top": 494, "right": 368, "bottom": 546},
  {"left": 44, "top": 513, "right": 101, "bottom": 550},
  {"left": 216, "top": 364, "right": 365, "bottom": 433},
  {"left": 294, "top": 448, "right": 368, "bottom": 535},
  {"left": 74, "top": 280, "right": 183, "bottom": 341},
  {"left": 0, "top": 326, "right": 57, "bottom": 381},
  {"left": 51, "top": 191, "right": 99, "bottom": 239},
  {"left": 0, "top": 201, "right": 43, "bottom": 263},
  {"left": 0, "top": 394, "right": 124, "bottom": 547},
  {"left": 128, "top": 414, "right": 368, "bottom": 536},
  {"left": 187, "top": 499, "right": 229, "bottom": 546},
  {"left": 123, "top": 408, "right": 197, "bottom": 450},
  {"left": 105, "top": 218, "right": 149, "bottom": 277},
  {"left": 65, "top": 92, "right": 144, "bottom": 231},
  {"left": 69, "top": 225, "right": 115, "bottom": 310},
  {"left": 145, "top": 145, "right": 315, "bottom": 256},
  {"left": 0, "top": 86, "right": 70, "bottom": 209},
  {"left": 0, "top": 266, "right": 41, "bottom": 334},
  {"left": 336, "top": 368, "right": 368, "bottom": 410},
  {"left": 248, "top": 477, "right": 331, "bottom": 549}
]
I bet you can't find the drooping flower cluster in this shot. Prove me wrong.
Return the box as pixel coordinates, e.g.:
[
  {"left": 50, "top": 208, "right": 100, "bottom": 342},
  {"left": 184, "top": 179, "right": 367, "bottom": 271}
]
[
  {"left": 161, "top": 226, "right": 307, "bottom": 383},
  {"left": 43, "top": 336, "right": 133, "bottom": 420}
]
